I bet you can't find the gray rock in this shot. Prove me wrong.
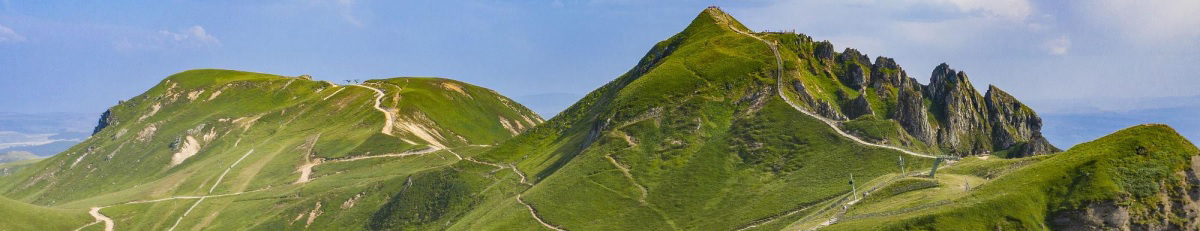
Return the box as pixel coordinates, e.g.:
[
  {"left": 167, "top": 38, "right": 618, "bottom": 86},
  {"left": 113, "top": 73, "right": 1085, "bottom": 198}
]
[
  {"left": 894, "top": 87, "right": 934, "bottom": 143},
  {"left": 814, "top": 41, "right": 835, "bottom": 62},
  {"left": 926, "top": 63, "right": 992, "bottom": 155},
  {"left": 984, "top": 85, "right": 1059, "bottom": 155},
  {"left": 93, "top": 109, "right": 115, "bottom": 135},
  {"left": 843, "top": 94, "right": 874, "bottom": 119},
  {"left": 815, "top": 100, "right": 848, "bottom": 121},
  {"left": 871, "top": 56, "right": 905, "bottom": 88}
]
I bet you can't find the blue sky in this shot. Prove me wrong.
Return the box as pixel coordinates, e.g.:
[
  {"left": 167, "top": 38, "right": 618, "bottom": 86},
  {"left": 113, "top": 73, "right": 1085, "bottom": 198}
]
[{"left": 1, "top": 0, "right": 1197, "bottom": 147}]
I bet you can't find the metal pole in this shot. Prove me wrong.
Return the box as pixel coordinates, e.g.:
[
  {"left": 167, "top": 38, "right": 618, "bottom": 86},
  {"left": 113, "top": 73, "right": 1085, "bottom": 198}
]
[{"left": 850, "top": 173, "right": 857, "bottom": 200}]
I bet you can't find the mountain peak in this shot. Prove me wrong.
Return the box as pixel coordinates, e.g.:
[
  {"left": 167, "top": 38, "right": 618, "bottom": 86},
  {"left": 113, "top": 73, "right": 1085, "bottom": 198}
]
[{"left": 694, "top": 6, "right": 747, "bottom": 33}]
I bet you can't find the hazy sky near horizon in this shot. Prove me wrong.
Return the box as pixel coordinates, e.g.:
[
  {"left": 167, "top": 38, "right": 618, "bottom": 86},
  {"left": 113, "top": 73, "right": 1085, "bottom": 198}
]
[{"left": 2, "top": 0, "right": 1198, "bottom": 117}]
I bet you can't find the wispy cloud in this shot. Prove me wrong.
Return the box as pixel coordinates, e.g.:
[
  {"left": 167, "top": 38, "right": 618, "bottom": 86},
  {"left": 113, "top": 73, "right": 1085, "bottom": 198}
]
[
  {"left": 1044, "top": 35, "right": 1070, "bottom": 55},
  {"left": 114, "top": 25, "right": 220, "bottom": 52},
  {"left": 938, "top": 0, "right": 1031, "bottom": 21},
  {"left": 0, "top": 24, "right": 26, "bottom": 43}
]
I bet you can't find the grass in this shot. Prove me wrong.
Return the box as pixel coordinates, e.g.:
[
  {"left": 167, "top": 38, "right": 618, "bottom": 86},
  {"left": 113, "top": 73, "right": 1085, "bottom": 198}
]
[
  {"left": 466, "top": 9, "right": 935, "bottom": 230},
  {"left": 0, "top": 68, "right": 541, "bottom": 230},
  {"left": 0, "top": 195, "right": 92, "bottom": 230}
]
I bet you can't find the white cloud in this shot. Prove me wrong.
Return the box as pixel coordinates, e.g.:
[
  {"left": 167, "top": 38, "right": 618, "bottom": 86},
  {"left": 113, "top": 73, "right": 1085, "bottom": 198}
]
[
  {"left": 0, "top": 24, "right": 26, "bottom": 43},
  {"left": 158, "top": 26, "right": 221, "bottom": 47},
  {"left": 1044, "top": 35, "right": 1070, "bottom": 55},
  {"left": 937, "top": 0, "right": 1031, "bottom": 21},
  {"left": 114, "top": 25, "right": 220, "bottom": 52}
]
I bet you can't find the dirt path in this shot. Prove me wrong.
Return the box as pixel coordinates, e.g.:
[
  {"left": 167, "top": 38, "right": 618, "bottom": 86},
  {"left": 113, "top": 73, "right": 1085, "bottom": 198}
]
[
  {"left": 461, "top": 155, "right": 561, "bottom": 229},
  {"left": 605, "top": 155, "right": 648, "bottom": 204},
  {"left": 166, "top": 149, "right": 257, "bottom": 231},
  {"left": 296, "top": 147, "right": 442, "bottom": 183},
  {"left": 518, "top": 194, "right": 567, "bottom": 231},
  {"left": 88, "top": 207, "right": 114, "bottom": 231},
  {"left": 350, "top": 84, "right": 395, "bottom": 135}
]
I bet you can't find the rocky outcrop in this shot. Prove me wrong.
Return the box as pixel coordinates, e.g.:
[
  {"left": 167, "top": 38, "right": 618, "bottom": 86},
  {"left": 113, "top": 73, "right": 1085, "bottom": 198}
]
[
  {"left": 870, "top": 56, "right": 905, "bottom": 88},
  {"left": 1012, "top": 133, "right": 1059, "bottom": 158},
  {"left": 815, "top": 100, "right": 848, "bottom": 121},
  {"left": 791, "top": 80, "right": 817, "bottom": 109},
  {"left": 843, "top": 94, "right": 874, "bottom": 119},
  {"left": 836, "top": 48, "right": 871, "bottom": 89},
  {"left": 984, "top": 85, "right": 1060, "bottom": 156},
  {"left": 894, "top": 87, "right": 934, "bottom": 143},
  {"left": 93, "top": 108, "right": 116, "bottom": 135},
  {"left": 925, "top": 64, "right": 992, "bottom": 154},
  {"left": 814, "top": 41, "right": 835, "bottom": 63}
]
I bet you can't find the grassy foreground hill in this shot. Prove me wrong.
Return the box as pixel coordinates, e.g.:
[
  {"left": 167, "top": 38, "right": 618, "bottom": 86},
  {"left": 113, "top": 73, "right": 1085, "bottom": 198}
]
[{"left": 828, "top": 124, "right": 1200, "bottom": 230}]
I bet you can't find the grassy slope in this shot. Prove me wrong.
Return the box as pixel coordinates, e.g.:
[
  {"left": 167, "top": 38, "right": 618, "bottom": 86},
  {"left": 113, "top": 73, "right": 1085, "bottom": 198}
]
[
  {"left": 0, "top": 69, "right": 541, "bottom": 230},
  {"left": 828, "top": 124, "right": 1200, "bottom": 230},
  {"left": 463, "top": 9, "right": 934, "bottom": 230},
  {"left": 0, "top": 195, "right": 91, "bottom": 230}
]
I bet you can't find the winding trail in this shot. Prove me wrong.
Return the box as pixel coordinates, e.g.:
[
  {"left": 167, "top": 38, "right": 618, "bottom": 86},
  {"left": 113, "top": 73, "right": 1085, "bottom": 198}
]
[
  {"left": 461, "top": 154, "right": 562, "bottom": 230},
  {"left": 88, "top": 207, "right": 114, "bottom": 231},
  {"left": 296, "top": 147, "right": 442, "bottom": 183},
  {"left": 518, "top": 194, "right": 568, "bottom": 231},
  {"left": 350, "top": 84, "right": 395, "bottom": 135}
]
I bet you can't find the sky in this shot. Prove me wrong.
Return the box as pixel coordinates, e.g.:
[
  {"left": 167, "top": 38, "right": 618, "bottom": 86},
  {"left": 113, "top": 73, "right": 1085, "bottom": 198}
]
[{"left": 1, "top": 0, "right": 1197, "bottom": 147}]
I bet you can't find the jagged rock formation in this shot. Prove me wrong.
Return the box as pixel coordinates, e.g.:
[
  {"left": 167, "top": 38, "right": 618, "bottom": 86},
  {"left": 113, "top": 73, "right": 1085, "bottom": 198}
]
[
  {"left": 835, "top": 48, "right": 871, "bottom": 89},
  {"left": 783, "top": 40, "right": 1060, "bottom": 156}
]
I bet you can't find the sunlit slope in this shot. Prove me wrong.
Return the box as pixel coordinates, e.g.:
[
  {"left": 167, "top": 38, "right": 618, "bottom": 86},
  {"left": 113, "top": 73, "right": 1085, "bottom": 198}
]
[
  {"left": 0, "top": 69, "right": 542, "bottom": 230},
  {"left": 0, "top": 195, "right": 91, "bottom": 230},
  {"left": 462, "top": 8, "right": 935, "bottom": 230},
  {"left": 827, "top": 124, "right": 1200, "bottom": 230}
]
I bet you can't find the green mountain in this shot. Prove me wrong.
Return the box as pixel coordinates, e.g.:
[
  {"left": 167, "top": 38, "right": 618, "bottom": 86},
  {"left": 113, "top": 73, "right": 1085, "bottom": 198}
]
[
  {"left": 2, "top": 7, "right": 1197, "bottom": 231},
  {"left": 0, "top": 69, "right": 542, "bottom": 230}
]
